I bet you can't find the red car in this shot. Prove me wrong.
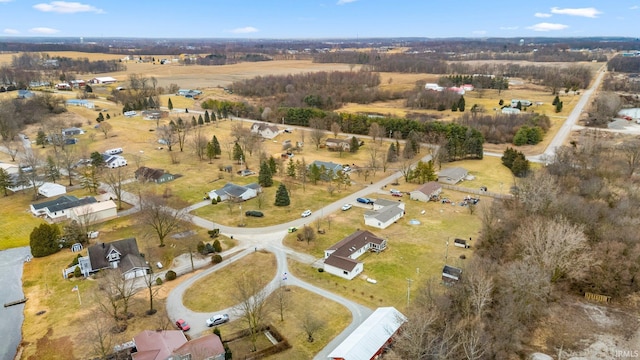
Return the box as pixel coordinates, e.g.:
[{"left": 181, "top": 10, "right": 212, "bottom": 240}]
[{"left": 176, "top": 319, "right": 190, "bottom": 331}]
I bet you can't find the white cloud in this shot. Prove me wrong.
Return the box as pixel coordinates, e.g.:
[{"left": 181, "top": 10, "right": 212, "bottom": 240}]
[
  {"left": 0, "top": 0, "right": 14, "bottom": 3},
  {"left": 3, "top": 28, "right": 19, "bottom": 34},
  {"left": 472, "top": 30, "right": 487, "bottom": 36},
  {"left": 29, "top": 27, "right": 60, "bottom": 34},
  {"left": 527, "top": 22, "right": 569, "bottom": 31},
  {"left": 337, "top": 0, "right": 357, "bottom": 4},
  {"left": 499, "top": 26, "right": 519, "bottom": 30},
  {"left": 33, "top": 1, "right": 104, "bottom": 14},
  {"left": 229, "top": 26, "right": 258, "bottom": 34},
  {"left": 534, "top": 12, "right": 552, "bottom": 18},
  {"left": 630, "top": 5, "right": 639, "bottom": 10},
  {"left": 550, "top": 7, "right": 601, "bottom": 18}
]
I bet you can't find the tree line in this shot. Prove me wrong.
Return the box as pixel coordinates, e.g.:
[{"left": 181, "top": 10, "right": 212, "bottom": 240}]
[
  {"left": 458, "top": 112, "right": 550, "bottom": 145},
  {"left": 607, "top": 54, "right": 640, "bottom": 73}
]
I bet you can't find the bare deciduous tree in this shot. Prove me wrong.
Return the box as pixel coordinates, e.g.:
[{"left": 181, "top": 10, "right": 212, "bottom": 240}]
[
  {"left": 191, "top": 127, "right": 208, "bottom": 161},
  {"left": 86, "top": 313, "right": 114, "bottom": 360},
  {"left": 157, "top": 124, "right": 177, "bottom": 151},
  {"left": 58, "top": 145, "right": 79, "bottom": 186},
  {"left": 517, "top": 216, "right": 591, "bottom": 283},
  {"left": 330, "top": 122, "right": 341, "bottom": 138},
  {"left": 301, "top": 312, "right": 323, "bottom": 343},
  {"left": 618, "top": 139, "right": 640, "bottom": 178},
  {"left": 232, "top": 271, "right": 269, "bottom": 352},
  {"left": 95, "top": 269, "right": 136, "bottom": 331},
  {"left": 138, "top": 192, "right": 191, "bottom": 247},
  {"left": 98, "top": 122, "right": 112, "bottom": 139},
  {"left": 309, "top": 118, "right": 326, "bottom": 150},
  {"left": 103, "top": 166, "right": 130, "bottom": 209},
  {"left": 273, "top": 280, "right": 289, "bottom": 321}
]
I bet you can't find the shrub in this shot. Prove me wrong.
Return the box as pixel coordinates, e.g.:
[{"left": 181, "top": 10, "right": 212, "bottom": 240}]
[
  {"left": 208, "top": 229, "right": 220, "bottom": 238},
  {"left": 212, "top": 254, "right": 223, "bottom": 264},
  {"left": 318, "top": 268, "right": 324, "bottom": 272},
  {"left": 165, "top": 270, "right": 177, "bottom": 281},
  {"left": 156, "top": 277, "right": 163, "bottom": 285},
  {"left": 73, "top": 266, "right": 82, "bottom": 278},
  {"left": 213, "top": 239, "right": 222, "bottom": 253},
  {"left": 205, "top": 243, "right": 214, "bottom": 254},
  {"left": 197, "top": 241, "right": 206, "bottom": 255},
  {"left": 211, "top": 198, "right": 218, "bottom": 205}
]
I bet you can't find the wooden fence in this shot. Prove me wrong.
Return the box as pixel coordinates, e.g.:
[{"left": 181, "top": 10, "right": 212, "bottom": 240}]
[{"left": 440, "top": 184, "right": 514, "bottom": 200}]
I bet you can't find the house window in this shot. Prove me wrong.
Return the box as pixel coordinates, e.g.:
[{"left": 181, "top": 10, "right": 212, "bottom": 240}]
[{"left": 343, "top": 271, "right": 348, "bottom": 275}]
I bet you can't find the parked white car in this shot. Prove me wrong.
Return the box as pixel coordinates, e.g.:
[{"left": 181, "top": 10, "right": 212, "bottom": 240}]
[
  {"left": 206, "top": 313, "right": 229, "bottom": 327},
  {"left": 301, "top": 209, "right": 312, "bottom": 217},
  {"left": 341, "top": 204, "right": 352, "bottom": 211}
]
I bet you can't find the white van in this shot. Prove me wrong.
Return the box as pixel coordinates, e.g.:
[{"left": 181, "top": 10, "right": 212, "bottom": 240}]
[{"left": 105, "top": 148, "right": 123, "bottom": 155}]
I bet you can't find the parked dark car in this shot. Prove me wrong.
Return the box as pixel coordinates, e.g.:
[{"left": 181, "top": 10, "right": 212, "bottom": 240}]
[
  {"left": 356, "top": 197, "right": 374, "bottom": 204},
  {"left": 245, "top": 210, "right": 264, "bottom": 217}
]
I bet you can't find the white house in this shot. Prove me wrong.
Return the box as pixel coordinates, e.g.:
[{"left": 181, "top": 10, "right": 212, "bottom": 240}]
[
  {"left": 38, "top": 182, "right": 66, "bottom": 198},
  {"left": 364, "top": 199, "right": 405, "bottom": 229},
  {"left": 69, "top": 200, "right": 118, "bottom": 225},
  {"left": 62, "top": 127, "right": 85, "bottom": 136},
  {"left": 409, "top": 181, "right": 442, "bottom": 202},
  {"left": 0, "top": 162, "right": 19, "bottom": 175},
  {"left": 90, "top": 76, "right": 117, "bottom": 84},
  {"left": 511, "top": 99, "right": 533, "bottom": 107},
  {"left": 250, "top": 123, "right": 280, "bottom": 139},
  {"left": 425, "top": 83, "right": 444, "bottom": 91},
  {"left": 105, "top": 155, "right": 127, "bottom": 168},
  {"left": 30, "top": 195, "right": 97, "bottom": 221},
  {"left": 208, "top": 182, "right": 261, "bottom": 202},
  {"left": 323, "top": 230, "right": 387, "bottom": 280},
  {"left": 328, "top": 307, "right": 407, "bottom": 360}
]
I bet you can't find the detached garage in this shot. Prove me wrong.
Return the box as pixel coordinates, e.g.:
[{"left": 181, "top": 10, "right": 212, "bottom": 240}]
[{"left": 38, "top": 182, "right": 66, "bottom": 198}]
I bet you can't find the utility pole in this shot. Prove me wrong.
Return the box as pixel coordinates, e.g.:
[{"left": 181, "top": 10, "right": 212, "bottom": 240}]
[
  {"left": 445, "top": 237, "right": 449, "bottom": 264},
  {"left": 406, "top": 278, "right": 413, "bottom": 307}
]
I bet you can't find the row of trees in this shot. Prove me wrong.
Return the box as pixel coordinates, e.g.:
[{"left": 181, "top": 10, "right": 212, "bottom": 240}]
[{"left": 458, "top": 112, "right": 551, "bottom": 145}]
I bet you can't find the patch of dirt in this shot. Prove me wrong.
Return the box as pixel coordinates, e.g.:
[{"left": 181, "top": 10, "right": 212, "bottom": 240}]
[{"left": 530, "top": 296, "right": 640, "bottom": 359}]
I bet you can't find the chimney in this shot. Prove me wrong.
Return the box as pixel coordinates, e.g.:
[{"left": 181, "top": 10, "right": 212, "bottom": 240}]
[{"left": 101, "top": 243, "right": 105, "bottom": 248}]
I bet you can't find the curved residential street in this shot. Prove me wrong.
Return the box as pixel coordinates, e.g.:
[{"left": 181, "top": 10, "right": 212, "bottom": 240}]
[{"left": 160, "top": 153, "right": 431, "bottom": 359}]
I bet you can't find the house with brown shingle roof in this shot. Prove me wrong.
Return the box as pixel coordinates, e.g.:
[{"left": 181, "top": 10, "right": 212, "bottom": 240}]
[
  {"left": 409, "top": 181, "right": 442, "bottom": 202},
  {"left": 171, "top": 334, "right": 225, "bottom": 360},
  {"left": 325, "top": 138, "right": 351, "bottom": 152},
  {"left": 323, "top": 230, "right": 387, "bottom": 280},
  {"left": 131, "top": 330, "right": 187, "bottom": 360}
]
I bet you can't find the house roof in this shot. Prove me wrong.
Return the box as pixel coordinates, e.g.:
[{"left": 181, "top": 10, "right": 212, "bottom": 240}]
[
  {"left": 412, "top": 181, "right": 442, "bottom": 196},
  {"left": 31, "top": 195, "right": 78, "bottom": 211},
  {"left": 87, "top": 238, "right": 146, "bottom": 273},
  {"left": 309, "top": 160, "right": 343, "bottom": 172},
  {"left": 365, "top": 205, "right": 404, "bottom": 223},
  {"left": 132, "top": 330, "right": 187, "bottom": 360},
  {"left": 328, "top": 307, "right": 407, "bottom": 360},
  {"left": 324, "top": 255, "right": 359, "bottom": 272},
  {"left": 438, "top": 167, "right": 468, "bottom": 180},
  {"left": 327, "top": 230, "right": 385, "bottom": 257},
  {"left": 38, "top": 182, "right": 66, "bottom": 197},
  {"left": 48, "top": 196, "right": 96, "bottom": 213},
  {"left": 326, "top": 138, "right": 350, "bottom": 145},
  {"left": 135, "top": 166, "right": 168, "bottom": 181},
  {"left": 215, "top": 182, "right": 259, "bottom": 198},
  {"left": 0, "top": 163, "right": 19, "bottom": 174},
  {"left": 92, "top": 76, "right": 117, "bottom": 82},
  {"left": 251, "top": 122, "right": 279, "bottom": 133},
  {"left": 172, "top": 333, "right": 225, "bottom": 358},
  {"left": 373, "top": 198, "right": 397, "bottom": 207},
  {"left": 71, "top": 200, "right": 116, "bottom": 216}
]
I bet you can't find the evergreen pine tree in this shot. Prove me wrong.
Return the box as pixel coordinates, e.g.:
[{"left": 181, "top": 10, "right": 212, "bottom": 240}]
[
  {"left": 206, "top": 142, "right": 215, "bottom": 163},
  {"left": 350, "top": 136, "right": 360, "bottom": 153},
  {"left": 191, "top": 116, "right": 197, "bottom": 127},
  {"left": 168, "top": 97, "right": 173, "bottom": 111},
  {"left": 212, "top": 135, "right": 222, "bottom": 158},
  {"left": 268, "top": 156, "right": 277, "bottom": 174},
  {"left": 286, "top": 159, "right": 296, "bottom": 178},
  {"left": 204, "top": 111, "right": 210, "bottom": 124},
  {"left": 258, "top": 160, "right": 273, "bottom": 187},
  {"left": 552, "top": 95, "right": 560, "bottom": 106},
  {"left": 387, "top": 143, "right": 398, "bottom": 162},
  {"left": 555, "top": 101, "right": 563, "bottom": 113},
  {"left": 198, "top": 114, "right": 204, "bottom": 126},
  {"left": 274, "top": 184, "right": 290, "bottom": 206},
  {"left": 233, "top": 142, "right": 244, "bottom": 164},
  {"left": 458, "top": 96, "right": 465, "bottom": 112},
  {"left": 36, "top": 130, "right": 47, "bottom": 148}
]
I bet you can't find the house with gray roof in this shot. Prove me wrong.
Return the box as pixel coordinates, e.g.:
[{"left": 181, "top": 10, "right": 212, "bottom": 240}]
[
  {"left": 437, "top": 167, "right": 469, "bottom": 185},
  {"left": 79, "top": 238, "right": 150, "bottom": 279},
  {"left": 250, "top": 122, "right": 280, "bottom": 139},
  {"left": 135, "top": 166, "right": 175, "bottom": 184},
  {"left": 207, "top": 182, "right": 261, "bottom": 202},
  {"left": 308, "top": 160, "right": 344, "bottom": 180},
  {"left": 323, "top": 230, "right": 387, "bottom": 280},
  {"left": 30, "top": 195, "right": 97, "bottom": 221},
  {"left": 364, "top": 199, "right": 405, "bottom": 229}
]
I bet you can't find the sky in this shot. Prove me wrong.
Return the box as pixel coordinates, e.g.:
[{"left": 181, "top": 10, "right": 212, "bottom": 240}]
[{"left": 0, "top": 0, "right": 638, "bottom": 39}]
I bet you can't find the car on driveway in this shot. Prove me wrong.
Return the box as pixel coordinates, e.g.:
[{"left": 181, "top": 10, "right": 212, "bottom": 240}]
[
  {"left": 206, "top": 313, "right": 229, "bottom": 327},
  {"left": 356, "top": 197, "right": 374, "bottom": 204},
  {"left": 176, "top": 319, "right": 190, "bottom": 331},
  {"left": 341, "top": 203, "right": 352, "bottom": 211},
  {"left": 245, "top": 210, "right": 264, "bottom": 217},
  {"left": 301, "top": 209, "right": 312, "bottom": 217}
]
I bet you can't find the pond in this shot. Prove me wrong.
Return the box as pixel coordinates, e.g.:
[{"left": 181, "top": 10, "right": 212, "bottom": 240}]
[{"left": 0, "top": 247, "right": 31, "bottom": 360}]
